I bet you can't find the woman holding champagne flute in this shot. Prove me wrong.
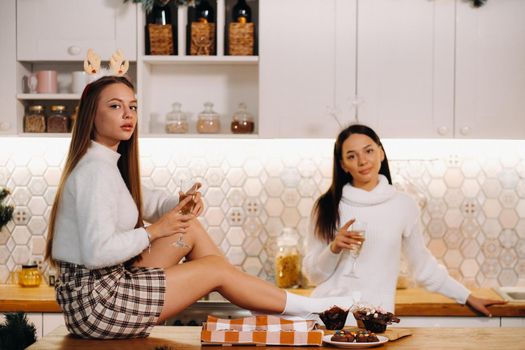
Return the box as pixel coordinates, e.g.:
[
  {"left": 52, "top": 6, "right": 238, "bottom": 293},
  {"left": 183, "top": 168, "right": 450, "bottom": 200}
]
[{"left": 302, "top": 124, "right": 505, "bottom": 319}]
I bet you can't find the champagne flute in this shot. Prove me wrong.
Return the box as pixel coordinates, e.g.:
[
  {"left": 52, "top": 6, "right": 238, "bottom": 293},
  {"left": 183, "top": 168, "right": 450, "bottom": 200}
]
[
  {"left": 344, "top": 220, "right": 367, "bottom": 278},
  {"left": 172, "top": 180, "right": 198, "bottom": 249}
]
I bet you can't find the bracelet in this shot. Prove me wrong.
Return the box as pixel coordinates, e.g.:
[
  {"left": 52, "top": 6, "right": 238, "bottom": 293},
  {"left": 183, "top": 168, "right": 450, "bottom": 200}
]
[{"left": 146, "top": 230, "right": 153, "bottom": 254}]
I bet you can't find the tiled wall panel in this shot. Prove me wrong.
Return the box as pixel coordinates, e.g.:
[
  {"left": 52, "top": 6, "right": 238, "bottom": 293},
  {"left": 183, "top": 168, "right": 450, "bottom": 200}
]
[{"left": 0, "top": 138, "right": 524, "bottom": 288}]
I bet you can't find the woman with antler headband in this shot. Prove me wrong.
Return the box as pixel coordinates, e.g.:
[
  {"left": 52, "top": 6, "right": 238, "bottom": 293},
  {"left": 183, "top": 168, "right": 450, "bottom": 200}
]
[{"left": 45, "top": 50, "right": 356, "bottom": 340}]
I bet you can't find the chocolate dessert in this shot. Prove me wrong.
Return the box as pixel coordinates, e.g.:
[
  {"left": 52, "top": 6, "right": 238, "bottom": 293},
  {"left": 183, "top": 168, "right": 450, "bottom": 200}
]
[
  {"left": 352, "top": 306, "right": 400, "bottom": 333},
  {"left": 330, "top": 330, "right": 355, "bottom": 342},
  {"left": 319, "top": 306, "right": 350, "bottom": 330}
]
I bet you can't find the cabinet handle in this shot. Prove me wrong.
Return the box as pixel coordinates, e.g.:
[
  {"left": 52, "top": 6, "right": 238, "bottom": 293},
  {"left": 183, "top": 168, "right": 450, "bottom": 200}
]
[
  {"left": 68, "top": 46, "right": 81, "bottom": 56},
  {"left": 437, "top": 126, "right": 448, "bottom": 136},
  {"left": 0, "top": 121, "right": 10, "bottom": 131},
  {"left": 460, "top": 126, "right": 470, "bottom": 136}
]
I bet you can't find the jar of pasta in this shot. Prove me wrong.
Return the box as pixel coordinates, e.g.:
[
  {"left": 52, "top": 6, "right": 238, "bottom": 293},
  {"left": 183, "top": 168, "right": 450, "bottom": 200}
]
[
  {"left": 24, "top": 105, "right": 46, "bottom": 133},
  {"left": 275, "top": 228, "right": 301, "bottom": 289},
  {"left": 197, "top": 102, "right": 221, "bottom": 134},
  {"left": 166, "top": 102, "right": 189, "bottom": 134}
]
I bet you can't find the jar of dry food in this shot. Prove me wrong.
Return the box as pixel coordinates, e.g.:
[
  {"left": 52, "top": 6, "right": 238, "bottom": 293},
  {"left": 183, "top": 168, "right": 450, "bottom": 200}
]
[
  {"left": 18, "top": 263, "right": 42, "bottom": 287},
  {"left": 166, "top": 102, "right": 189, "bottom": 134},
  {"left": 275, "top": 228, "right": 301, "bottom": 288},
  {"left": 230, "top": 102, "right": 254, "bottom": 134},
  {"left": 197, "top": 102, "right": 220, "bottom": 134},
  {"left": 47, "top": 105, "right": 69, "bottom": 133},
  {"left": 24, "top": 105, "right": 46, "bottom": 133}
]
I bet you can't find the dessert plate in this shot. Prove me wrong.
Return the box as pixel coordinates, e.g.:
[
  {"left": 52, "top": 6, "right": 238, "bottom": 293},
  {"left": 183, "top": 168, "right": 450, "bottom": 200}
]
[{"left": 322, "top": 334, "right": 388, "bottom": 348}]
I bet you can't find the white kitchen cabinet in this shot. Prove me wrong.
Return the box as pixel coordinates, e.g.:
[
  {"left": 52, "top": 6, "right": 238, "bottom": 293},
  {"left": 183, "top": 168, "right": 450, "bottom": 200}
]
[
  {"left": 501, "top": 317, "right": 525, "bottom": 327},
  {"left": 455, "top": 0, "right": 525, "bottom": 139},
  {"left": 17, "top": 0, "right": 137, "bottom": 61},
  {"left": 43, "top": 313, "right": 65, "bottom": 336},
  {"left": 356, "top": 0, "right": 455, "bottom": 138},
  {"left": 0, "top": 0, "right": 17, "bottom": 134},
  {"left": 259, "top": 0, "right": 356, "bottom": 138}
]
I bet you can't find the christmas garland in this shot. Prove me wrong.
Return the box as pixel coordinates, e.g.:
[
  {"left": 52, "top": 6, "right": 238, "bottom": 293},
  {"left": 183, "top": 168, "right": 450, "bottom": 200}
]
[{"left": 125, "top": 0, "right": 201, "bottom": 13}]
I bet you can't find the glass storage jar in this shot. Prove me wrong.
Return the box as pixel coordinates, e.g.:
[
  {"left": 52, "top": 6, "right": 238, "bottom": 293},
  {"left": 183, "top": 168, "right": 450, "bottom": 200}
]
[
  {"left": 274, "top": 228, "right": 301, "bottom": 288},
  {"left": 18, "top": 264, "right": 42, "bottom": 287},
  {"left": 230, "top": 102, "right": 254, "bottom": 134},
  {"left": 24, "top": 105, "right": 46, "bottom": 133},
  {"left": 197, "top": 102, "right": 221, "bottom": 134},
  {"left": 47, "top": 105, "right": 69, "bottom": 133},
  {"left": 166, "top": 102, "right": 189, "bottom": 134}
]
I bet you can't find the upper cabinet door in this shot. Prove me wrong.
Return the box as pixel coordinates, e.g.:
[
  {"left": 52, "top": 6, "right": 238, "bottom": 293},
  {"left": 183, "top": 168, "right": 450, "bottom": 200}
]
[
  {"left": 17, "top": 0, "right": 137, "bottom": 61},
  {"left": 455, "top": 0, "right": 525, "bottom": 139},
  {"left": 259, "top": 0, "right": 354, "bottom": 138},
  {"left": 356, "top": 0, "right": 455, "bottom": 138}
]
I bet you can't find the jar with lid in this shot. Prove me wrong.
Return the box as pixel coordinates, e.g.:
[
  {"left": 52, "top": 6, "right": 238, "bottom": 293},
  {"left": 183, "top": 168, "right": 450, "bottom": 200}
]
[
  {"left": 274, "top": 228, "right": 301, "bottom": 288},
  {"left": 231, "top": 102, "right": 254, "bottom": 134},
  {"left": 197, "top": 102, "right": 221, "bottom": 133},
  {"left": 18, "top": 263, "right": 42, "bottom": 287},
  {"left": 166, "top": 102, "right": 189, "bottom": 134},
  {"left": 47, "top": 105, "right": 69, "bottom": 133},
  {"left": 24, "top": 105, "right": 46, "bottom": 133}
]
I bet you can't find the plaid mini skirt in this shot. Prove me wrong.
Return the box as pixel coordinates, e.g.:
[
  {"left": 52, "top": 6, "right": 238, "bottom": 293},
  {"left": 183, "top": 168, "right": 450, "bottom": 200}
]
[{"left": 55, "top": 261, "right": 166, "bottom": 339}]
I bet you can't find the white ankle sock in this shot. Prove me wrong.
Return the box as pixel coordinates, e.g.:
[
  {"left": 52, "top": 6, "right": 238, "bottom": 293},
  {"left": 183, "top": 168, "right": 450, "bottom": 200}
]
[{"left": 282, "top": 292, "right": 354, "bottom": 318}]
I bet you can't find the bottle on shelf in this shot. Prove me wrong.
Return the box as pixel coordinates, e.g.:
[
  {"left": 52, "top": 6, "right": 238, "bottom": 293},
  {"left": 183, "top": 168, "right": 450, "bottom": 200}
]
[
  {"left": 197, "top": 102, "right": 221, "bottom": 134},
  {"left": 232, "top": 0, "right": 251, "bottom": 23},
  {"left": 230, "top": 102, "right": 254, "bottom": 134},
  {"left": 145, "top": 1, "right": 176, "bottom": 55},
  {"left": 188, "top": 0, "right": 216, "bottom": 55},
  {"left": 228, "top": 0, "right": 254, "bottom": 55},
  {"left": 165, "top": 102, "right": 189, "bottom": 134}
]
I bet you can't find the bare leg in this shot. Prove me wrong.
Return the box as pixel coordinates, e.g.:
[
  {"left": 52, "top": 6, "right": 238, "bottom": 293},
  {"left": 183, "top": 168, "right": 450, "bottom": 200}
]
[
  {"left": 156, "top": 255, "right": 286, "bottom": 323},
  {"left": 135, "top": 218, "right": 222, "bottom": 269}
]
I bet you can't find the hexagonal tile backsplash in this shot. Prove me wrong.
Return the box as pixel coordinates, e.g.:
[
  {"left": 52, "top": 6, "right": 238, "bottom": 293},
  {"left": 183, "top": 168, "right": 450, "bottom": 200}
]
[{"left": 0, "top": 138, "right": 524, "bottom": 288}]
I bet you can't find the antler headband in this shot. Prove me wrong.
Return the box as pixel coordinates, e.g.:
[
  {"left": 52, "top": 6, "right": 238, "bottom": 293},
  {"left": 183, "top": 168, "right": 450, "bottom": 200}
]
[{"left": 83, "top": 48, "right": 129, "bottom": 77}]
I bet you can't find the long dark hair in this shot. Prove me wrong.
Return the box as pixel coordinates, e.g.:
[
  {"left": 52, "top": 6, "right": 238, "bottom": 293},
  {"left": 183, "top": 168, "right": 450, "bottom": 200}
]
[
  {"left": 313, "top": 124, "right": 392, "bottom": 243},
  {"left": 45, "top": 76, "right": 144, "bottom": 264}
]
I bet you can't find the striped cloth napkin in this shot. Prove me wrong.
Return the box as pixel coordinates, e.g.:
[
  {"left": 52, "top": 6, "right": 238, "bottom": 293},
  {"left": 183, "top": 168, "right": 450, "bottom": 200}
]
[{"left": 201, "top": 315, "right": 324, "bottom": 346}]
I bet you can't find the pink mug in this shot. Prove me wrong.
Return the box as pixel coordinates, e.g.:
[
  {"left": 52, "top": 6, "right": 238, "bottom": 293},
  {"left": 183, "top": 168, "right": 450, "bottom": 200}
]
[{"left": 28, "top": 70, "right": 58, "bottom": 94}]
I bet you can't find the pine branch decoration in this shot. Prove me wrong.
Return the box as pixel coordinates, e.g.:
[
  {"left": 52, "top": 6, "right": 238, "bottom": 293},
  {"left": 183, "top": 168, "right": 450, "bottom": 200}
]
[
  {"left": 471, "top": 0, "right": 487, "bottom": 7},
  {"left": 0, "top": 188, "right": 14, "bottom": 230},
  {"left": 0, "top": 313, "right": 37, "bottom": 350},
  {"left": 124, "top": 0, "right": 200, "bottom": 14}
]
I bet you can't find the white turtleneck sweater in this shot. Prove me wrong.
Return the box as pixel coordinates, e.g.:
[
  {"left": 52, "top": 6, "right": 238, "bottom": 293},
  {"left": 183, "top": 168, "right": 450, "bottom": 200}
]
[
  {"left": 52, "top": 141, "right": 179, "bottom": 269},
  {"left": 302, "top": 175, "right": 470, "bottom": 312}
]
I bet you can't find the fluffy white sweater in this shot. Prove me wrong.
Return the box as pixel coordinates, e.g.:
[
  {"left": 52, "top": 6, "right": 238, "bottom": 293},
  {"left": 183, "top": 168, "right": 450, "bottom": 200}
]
[
  {"left": 52, "top": 141, "right": 179, "bottom": 269},
  {"left": 302, "top": 175, "right": 470, "bottom": 312}
]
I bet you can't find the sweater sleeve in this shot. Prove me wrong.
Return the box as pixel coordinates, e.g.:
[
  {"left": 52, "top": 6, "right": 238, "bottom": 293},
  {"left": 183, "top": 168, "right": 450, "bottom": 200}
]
[
  {"left": 142, "top": 185, "right": 179, "bottom": 223},
  {"left": 302, "top": 218, "right": 342, "bottom": 284},
  {"left": 402, "top": 203, "right": 470, "bottom": 304},
  {"left": 73, "top": 165, "right": 150, "bottom": 269}
]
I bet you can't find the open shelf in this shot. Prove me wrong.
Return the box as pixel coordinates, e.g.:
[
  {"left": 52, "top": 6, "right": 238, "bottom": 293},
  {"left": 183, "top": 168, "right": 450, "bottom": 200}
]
[
  {"left": 141, "top": 55, "right": 258, "bottom": 65},
  {"left": 17, "top": 93, "right": 81, "bottom": 100}
]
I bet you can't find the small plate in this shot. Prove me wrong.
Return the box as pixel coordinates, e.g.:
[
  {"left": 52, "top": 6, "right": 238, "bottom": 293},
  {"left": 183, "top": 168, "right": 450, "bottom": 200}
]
[{"left": 322, "top": 334, "right": 388, "bottom": 348}]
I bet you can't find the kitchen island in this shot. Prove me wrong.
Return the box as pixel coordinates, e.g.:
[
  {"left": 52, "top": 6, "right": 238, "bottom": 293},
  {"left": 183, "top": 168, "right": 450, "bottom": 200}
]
[
  {"left": 1, "top": 285, "right": 524, "bottom": 317},
  {"left": 27, "top": 325, "right": 525, "bottom": 350}
]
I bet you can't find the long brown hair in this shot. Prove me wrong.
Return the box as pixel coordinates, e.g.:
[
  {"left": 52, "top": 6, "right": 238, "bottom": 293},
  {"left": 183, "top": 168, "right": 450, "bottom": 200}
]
[
  {"left": 313, "top": 124, "right": 392, "bottom": 243},
  {"left": 45, "top": 76, "right": 144, "bottom": 264}
]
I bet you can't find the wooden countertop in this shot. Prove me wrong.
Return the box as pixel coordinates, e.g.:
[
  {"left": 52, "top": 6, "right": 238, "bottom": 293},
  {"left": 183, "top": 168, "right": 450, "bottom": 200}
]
[
  {"left": 27, "top": 325, "right": 525, "bottom": 350},
  {"left": 2, "top": 284, "right": 524, "bottom": 316}
]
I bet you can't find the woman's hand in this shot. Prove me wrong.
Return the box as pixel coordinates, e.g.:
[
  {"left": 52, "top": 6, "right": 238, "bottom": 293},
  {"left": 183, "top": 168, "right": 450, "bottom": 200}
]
[
  {"left": 330, "top": 219, "right": 364, "bottom": 254},
  {"left": 145, "top": 195, "right": 195, "bottom": 241},
  {"left": 466, "top": 294, "right": 508, "bottom": 317},
  {"left": 179, "top": 182, "right": 204, "bottom": 216}
]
